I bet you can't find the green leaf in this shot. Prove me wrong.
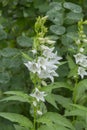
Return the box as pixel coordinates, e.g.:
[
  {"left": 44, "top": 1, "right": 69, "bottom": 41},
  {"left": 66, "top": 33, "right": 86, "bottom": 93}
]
[
  {"left": 54, "top": 95, "right": 72, "bottom": 109},
  {"left": 74, "top": 121, "right": 86, "bottom": 130},
  {"left": 41, "top": 82, "right": 73, "bottom": 93},
  {"left": 65, "top": 104, "right": 87, "bottom": 120},
  {"left": 1, "top": 91, "right": 31, "bottom": 103},
  {"left": 37, "top": 3, "right": 49, "bottom": 13},
  {"left": 63, "top": 2, "right": 82, "bottom": 13},
  {"left": 37, "top": 112, "right": 75, "bottom": 130},
  {"left": 23, "top": 8, "right": 35, "bottom": 18},
  {"left": 17, "top": 36, "right": 33, "bottom": 47},
  {"left": 49, "top": 2, "right": 62, "bottom": 11},
  {"left": 4, "top": 91, "right": 28, "bottom": 97},
  {"left": 68, "top": 67, "right": 78, "bottom": 78},
  {"left": 66, "top": 32, "right": 78, "bottom": 40},
  {"left": 47, "top": 9, "right": 63, "bottom": 25},
  {"left": 0, "top": 119, "right": 15, "bottom": 130},
  {"left": 65, "top": 108, "right": 86, "bottom": 117},
  {"left": 71, "top": 104, "right": 87, "bottom": 112},
  {"left": 22, "top": 52, "right": 32, "bottom": 61},
  {"left": 0, "top": 112, "right": 33, "bottom": 128},
  {"left": 73, "top": 79, "right": 87, "bottom": 103},
  {"left": 0, "top": 72, "right": 10, "bottom": 84},
  {"left": 67, "top": 25, "right": 78, "bottom": 33},
  {"left": 1, "top": 95, "right": 30, "bottom": 103},
  {"left": 45, "top": 94, "right": 58, "bottom": 109},
  {"left": 38, "top": 124, "right": 70, "bottom": 130},
  {"left": 50, "top": 25, "right": 65, "bottom": 35},
  {"left": 66, "top": 12, "right": 84, "bottom": 21},
  {"left": 1, "top": 48, "right": 19, "bottom": 57},
  {"left": 0, "top": 29, "right": 7, "bottom": 40},
  {"left": 67, "top": 55, "right": 76, "bottom": 69},
  {"left": 14, "top": 124, "right": 29, "bottom": 130},
  {"left": 61, "top": 34, "right": 73, "bottom": 47}
]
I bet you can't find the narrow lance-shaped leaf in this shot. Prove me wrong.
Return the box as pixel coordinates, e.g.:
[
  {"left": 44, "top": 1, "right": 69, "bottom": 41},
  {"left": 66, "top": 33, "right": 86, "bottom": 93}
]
[
  {"left": 0, "top": 96, "right": 30, "bottom": 103},
  {"left": 41, "top": 82, "right": 73, "bottom": 93},
  {"left": 1, "top": 91, "right": 31, "bottom": 103},
  {"left": 0, "top": 112, "right": 33, "bottom": 128},
  {"left": 22, "top": 52, "right": 32, "bottom": 61}
]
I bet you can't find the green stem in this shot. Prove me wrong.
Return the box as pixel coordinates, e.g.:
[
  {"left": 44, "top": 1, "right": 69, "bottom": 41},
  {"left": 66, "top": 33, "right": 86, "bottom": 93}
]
[
  {"left": 72, "top": 78, "right": 78, "bottom": 122},
  {"left": 73, "top": 78, "right": 78, "bottom": 104},
  {"left": 34, "top": 107, "right": 37, "bottom": 130}
]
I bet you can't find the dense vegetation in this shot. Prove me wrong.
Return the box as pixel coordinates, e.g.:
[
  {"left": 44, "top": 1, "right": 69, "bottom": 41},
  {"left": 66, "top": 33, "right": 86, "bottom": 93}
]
[{"left": 0, "top": 0, "right": 87, "bottom": 130}]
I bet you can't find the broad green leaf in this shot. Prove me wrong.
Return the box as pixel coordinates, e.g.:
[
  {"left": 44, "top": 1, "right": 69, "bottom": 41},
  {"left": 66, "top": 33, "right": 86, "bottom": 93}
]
[
  {"left": 45, "top": 94, "right": 58, "bottom": 109},
  {"left": 73, "top": 79, "right": 87, "bottom": 103},
  {"left": 66, "top": 12, "right": 84, "bottom": 21},
  {"left": 37, "top": 112, "right": 75, "bottom": 130},
  {"left": 1, "top": 48, "right": 19, "bottom": 57},
  {"left": 74, "top": 121, "right": 86, "bottom": 130},
  {"left": 14, "top": 124, "right": 29, "bottom": 130},
  {"left": 49, "top": 2, "right": 62, "bottom": 11},
  {"left": 0, "top": 112, "right": 33, "bottom": 128},
  {"left": 17, "top": 36, "right": 33, "bottom": 47},
  {"left": 63, "top": 2, "right": 82, "bottom": 13},
  {"left": 38, "top": 124, "right": 70, "bottom": 130},
  {"left": 0, "top": 29, "right": 7, "bottom": 40},
  {"left": 0, "top": 72, "right": 10, "bottom": 84},
  {"left": 0, "top": 119, "right": 15, "bottom": 130},
  {"left": 61, "top": 34, "right": 73, "bottom": 47},
  {"left": 1, "top": 56, "right": 22, "bottom": 69},
  {"left": 47, "top": 10, "right": 63, "bottom": 25},
  {"left": 50, "top": 25, "right": 65, "bottom": 35},
  {"left": 66, "top": 32, "right": 78, "bottom": 39},
  {"left": 54, "top": 95, "right": 72, "bottom": 109},
  {"left": 67, "top": 25, "right": 78, "bottom": 33}
]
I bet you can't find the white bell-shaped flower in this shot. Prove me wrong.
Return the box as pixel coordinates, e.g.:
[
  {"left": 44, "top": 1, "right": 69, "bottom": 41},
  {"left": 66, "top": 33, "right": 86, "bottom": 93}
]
[
  {"left": 30, "top": 88, "right": 47, "bottom": 102},
  {"left": 78, "top": 67, "right": 87, "bottom": 79}
]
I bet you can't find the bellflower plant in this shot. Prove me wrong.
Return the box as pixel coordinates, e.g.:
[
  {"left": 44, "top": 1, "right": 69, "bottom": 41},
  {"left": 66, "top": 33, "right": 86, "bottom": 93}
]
[
  {"left": 1, "top": 1, "right": 87, "bottom": 130},
  {"left": 23, "top": 16, "right": 62, "bottom": 130}
]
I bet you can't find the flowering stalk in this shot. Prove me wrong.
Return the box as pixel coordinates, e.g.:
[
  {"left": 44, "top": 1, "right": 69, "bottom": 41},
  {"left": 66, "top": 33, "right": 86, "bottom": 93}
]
[
  {"left": 24, "top": 16, "right": 62, "bottom": 130},
  {"left": 74, "top": 20, "right": 87, "bottom": 79},
  {"left": 73, "top": 20, "right": 87, "bottom": 103}
]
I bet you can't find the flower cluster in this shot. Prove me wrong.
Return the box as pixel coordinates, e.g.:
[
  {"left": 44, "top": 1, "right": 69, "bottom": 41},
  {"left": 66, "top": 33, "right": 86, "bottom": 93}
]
[
  {"left": 24, "top": 43, "right": 62, "bottom": 82},
  {"left": 24, "top": 37, "right": 62, "bottom": 116},
  {"left": 74, "top": 52, "right": 87, "bottom": 78},
  {"left": 74, "top": 20, "right": 87, "bottom": 79}
]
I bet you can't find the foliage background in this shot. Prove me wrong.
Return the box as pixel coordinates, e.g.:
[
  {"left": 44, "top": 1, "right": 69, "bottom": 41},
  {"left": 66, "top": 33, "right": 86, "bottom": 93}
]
[{"left": 0, "top": 0, "right": 87, "bottom": 130}]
